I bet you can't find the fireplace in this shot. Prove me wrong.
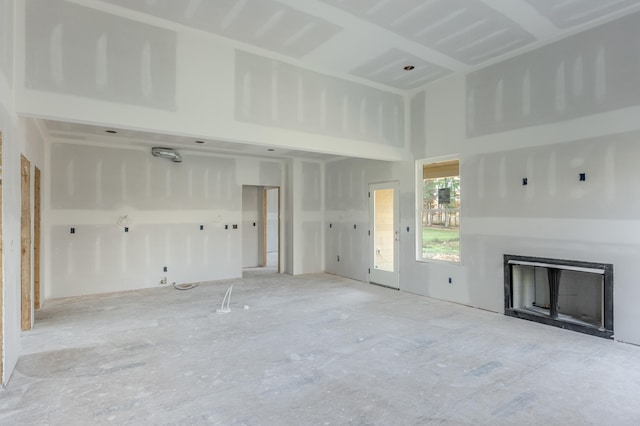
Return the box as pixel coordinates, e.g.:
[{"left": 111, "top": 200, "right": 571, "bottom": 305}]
[{"left": 504, "top": 255, "right": 613, "bottom": 339}]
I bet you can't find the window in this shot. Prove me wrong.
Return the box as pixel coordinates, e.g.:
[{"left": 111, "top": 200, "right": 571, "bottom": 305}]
[{"left": 419, "top": 159, "right": 460, "bottom": 262}]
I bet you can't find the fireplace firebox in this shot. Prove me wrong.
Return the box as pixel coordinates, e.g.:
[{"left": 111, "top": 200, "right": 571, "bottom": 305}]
[{"left": 504, "top": 255, "right": 613, "bottom": 339}]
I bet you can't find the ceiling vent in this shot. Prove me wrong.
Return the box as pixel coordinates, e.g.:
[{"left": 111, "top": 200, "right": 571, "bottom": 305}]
[{"left": 152, "top": 147, "right": 182, "bottom": 163}]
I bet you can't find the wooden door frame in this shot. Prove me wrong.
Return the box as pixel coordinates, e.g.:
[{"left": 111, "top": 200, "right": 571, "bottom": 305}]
[
  {"left": 34, "top": 167, "right": 41, "bottom": 310},
  {"left": 21, "top": 155, "right": 32, "bottom": 331}
]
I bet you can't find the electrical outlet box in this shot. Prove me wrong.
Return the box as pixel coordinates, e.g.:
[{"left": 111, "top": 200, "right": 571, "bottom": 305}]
[{"left": 160, "top": 277, "right": 167, "bottom": 285}]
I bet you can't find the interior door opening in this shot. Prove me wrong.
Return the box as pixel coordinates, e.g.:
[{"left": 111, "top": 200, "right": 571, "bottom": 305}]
[
  {"left": 241, "top": 185, "right": 280, "bottom": 274},
  {"left": 369, "top": 182, "right": 399, "bottom": 289}
]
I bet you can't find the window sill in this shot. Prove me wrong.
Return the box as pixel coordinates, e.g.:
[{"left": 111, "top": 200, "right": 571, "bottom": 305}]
[{"left": 416, "top": 257, "right": 461, "bottom": 266}]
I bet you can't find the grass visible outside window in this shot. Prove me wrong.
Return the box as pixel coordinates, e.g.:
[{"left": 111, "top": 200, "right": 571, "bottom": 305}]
[{"left": 422, "top": 227, "right": 459, "bottom": 261}]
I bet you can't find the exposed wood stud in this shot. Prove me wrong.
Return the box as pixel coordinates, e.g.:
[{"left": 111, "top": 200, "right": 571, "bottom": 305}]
[
  {"left": 21, "top": 155, "right": 32, "bottom": 331},
  {"left": 34, "top": 167, "right": 41, "bottom": 310}
]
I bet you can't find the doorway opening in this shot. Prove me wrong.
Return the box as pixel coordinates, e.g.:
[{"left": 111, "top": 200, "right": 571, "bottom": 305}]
[
  {"left": 242, "top": 186, "right": 280, "bottom": 275},
  {"left": 369, "top": 182, "right": 399, "bottom": 289}
]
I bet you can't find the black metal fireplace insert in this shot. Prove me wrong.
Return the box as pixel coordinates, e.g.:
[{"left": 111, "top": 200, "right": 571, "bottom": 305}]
[{"left": 504, "top": 254, "right": 613, "bottom": 339}]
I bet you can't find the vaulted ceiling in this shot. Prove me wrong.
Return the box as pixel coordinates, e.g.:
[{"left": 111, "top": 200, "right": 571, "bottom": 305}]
[
  {"left": 97, "top": 0, "right": 640, "bottom": 91},
  {"left": 34, "top": 0, "right": 640, "bottom": 159}
]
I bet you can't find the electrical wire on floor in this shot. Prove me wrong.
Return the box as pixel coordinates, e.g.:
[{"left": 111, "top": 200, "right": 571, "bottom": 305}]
[
  {"left": 173, "top": 282, "right": 199, "bottom": 291},
  {"left": 216, "top": 285, "right": 233, "bottom": 314}
]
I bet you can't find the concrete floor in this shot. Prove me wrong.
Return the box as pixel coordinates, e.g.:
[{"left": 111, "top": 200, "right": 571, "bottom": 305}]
[{"left": 2, "top": 272, "right": 640, "bottom": 425}]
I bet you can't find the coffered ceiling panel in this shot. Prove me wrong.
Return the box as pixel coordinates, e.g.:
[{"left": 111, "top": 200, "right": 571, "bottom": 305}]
[
  {"left": 102, "top": 0, "right": 342, "bottom": 58},
  {"left": 320, "top": 0, "right": 536, "bottom": 65},
  {"left": 350, "top": 48, "right": 452, "bottom": 90},
  {"left": 524, "top": 0, "right": 640, "bottom": 29}
]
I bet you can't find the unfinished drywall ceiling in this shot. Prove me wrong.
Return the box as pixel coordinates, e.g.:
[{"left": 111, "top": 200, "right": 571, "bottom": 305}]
[
  {"left": 49, "top": 0, "right": 640, "bottom": 93},
  {"left": 524, "top": 0, "right": 640, "bottom": 28},
  {"left": 350, "top": 48, "right": 452, "bottom": 90},
  {"left": 102, "top": 0, "right": 342, "bottom": 58},
  {"left": 320, "top": 0, "right": 535, "bottom": 65},
  {"left": 466, "top": 12, "right": 640, "bottom": 138},
  {"left": 25, "top": 0, "right": 176, "bottom": 109},
  {"left": 39, "top": 119, "right": 342, "bottom": 161}
]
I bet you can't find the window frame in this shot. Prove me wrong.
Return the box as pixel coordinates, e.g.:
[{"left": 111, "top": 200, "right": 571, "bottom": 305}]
[{"left": 416, "top": 156, "right": 461, "bottom": 264}]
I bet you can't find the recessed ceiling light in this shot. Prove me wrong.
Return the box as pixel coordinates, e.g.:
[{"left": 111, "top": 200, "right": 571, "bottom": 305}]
[
  {"left": 105, "top": 130, "right": 117, "bottom": 134},
  {"left": 403, "top": 65, "right": 415, "bottom": 71},
  {"left": 267, "top": 148, "right": 275, "bottom": 152},
  {"left": 195, "top": 140, "right": 205, "bottom": 144}
]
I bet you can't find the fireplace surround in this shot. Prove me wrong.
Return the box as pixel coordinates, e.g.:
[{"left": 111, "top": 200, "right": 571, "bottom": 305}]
[{"left": 504, "top": 255, "right": 613, "bottom": 339}]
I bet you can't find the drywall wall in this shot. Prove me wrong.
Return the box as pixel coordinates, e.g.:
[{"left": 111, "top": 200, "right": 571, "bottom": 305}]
[
  {"left": 0, "top": 10, "right": 46, "bottom": 387},
  {"left": 325, "top": 158, "right": 394, "bottom": 282},
  {"left": 466, "top": 12, "right": 640, "bottom": 139},
  {"left": 288, "top": 159, "right": 324, "bottom": 275},
  {"left": 0, "top": 107, "right": 22, "bottom": 387},
  {"left": 284, "top": 160, "right": 294, "bottom": 275},
  {"left": 235, "top": 51, "right": 405, "bottom": 148},
  {"left": 25, "top": 0, "right": 176, "bottom": 110},
  {"left": 265, "top": 188, "right": 278, "bottom": 267},
  {"left": 0, "top": 0, "right": 13, "bottom": 88},
  {"left": 16, "top": 0, "right": 409, "bottom": 162},
  {"left": 409, "top": 14, "right": 640, "bottom": 345},
  {"left": 46, "top": 142, "right": 284, "bottom": 298},
  {"left": 323, "top": 13, "right": 640, "bottom": 346},
  {"left": 242, "top": 186, "right": 261, "bottom": 268},
  {"left": 0, "top": 0, "right": 45, "bottom": 386}
]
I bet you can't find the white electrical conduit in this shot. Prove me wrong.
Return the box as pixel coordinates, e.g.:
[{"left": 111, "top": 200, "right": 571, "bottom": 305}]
[{"left": 216, "top": 285, "right": 233, "bottom": 314}]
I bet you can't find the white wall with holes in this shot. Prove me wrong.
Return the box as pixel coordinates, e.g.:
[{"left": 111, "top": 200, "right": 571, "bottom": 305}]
[
  {"left": 408, "top": 15, "right": 640, "bottom": 345},
  {"left": 242, "top": 186, "right": 261, "bottom": 268},
  {"left": 323, "top": 13, "right": 640, "bottom": 346},
  {"left": 0, "top": 7, "right": 46, "bottom": 385},
  {"left": 324, "top": 158, "right": 394, "bottom": 282},
  {"left": 46, "top": 142, "right": 284, "bottom": 298},
  {"left": 290, "top": 159, "right": 324, "bottom": 275}
]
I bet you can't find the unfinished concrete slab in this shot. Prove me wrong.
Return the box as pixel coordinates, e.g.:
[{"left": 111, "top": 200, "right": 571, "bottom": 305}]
[{"left": 2, "top": 272, "right": 640, "bottom": 424}]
